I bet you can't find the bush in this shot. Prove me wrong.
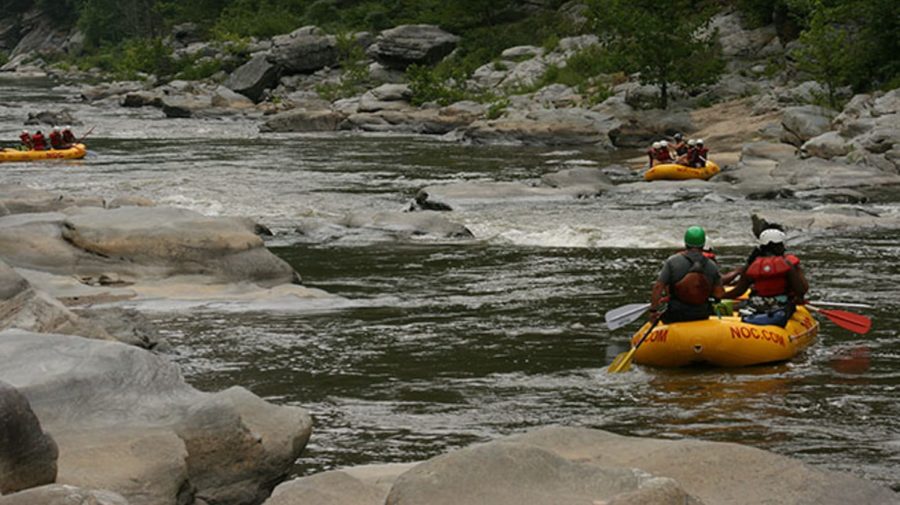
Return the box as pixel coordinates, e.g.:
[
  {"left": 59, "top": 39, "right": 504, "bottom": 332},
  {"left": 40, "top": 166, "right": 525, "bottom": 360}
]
[
  {"left": 406, "top": 64, "right": 471, "bottom": 106},
  {"left": 212, "top": 0, "right": 302, "bottom": 39}
]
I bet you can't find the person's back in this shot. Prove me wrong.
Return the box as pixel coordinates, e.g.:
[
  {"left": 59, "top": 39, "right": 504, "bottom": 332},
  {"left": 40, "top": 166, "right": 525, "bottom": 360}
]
[
  {"left": 31, "top": 131, "right": 47, "bottom": 151},
  {"left": 19, "top": 131, "right": 32, "bottom": 150},
  {"left": 694, "top": 140, "right": 709, "bottom": 167},
  {"left": 49, "top": 127, "right": 63, "bottom": 149},
  {"left": 725, "top": 228, "right": 808, "bottom": 326},
  {"left": 650, "top": 226, "right": 725, "bottom": 323},
  {"left": 655, "top": 140, "right": 673, "bottom": 164},
  {"left": 61, "top": 126, "right": 76, "bottom": 146}
]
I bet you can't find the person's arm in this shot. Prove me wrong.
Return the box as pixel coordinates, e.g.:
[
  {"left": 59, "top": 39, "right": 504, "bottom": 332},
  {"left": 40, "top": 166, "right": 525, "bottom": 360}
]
[
  {"left": 724, "top": 275, "right": 751, "bottom": 300},
  {"left": 788, "top": 265, "right": 809, "bottom": 302},
  {"left": 721, "top": 266, "right": 745, "bottom": 285},
  {"left": 650, "top": 280, "right": 667, "bottom": 315}
]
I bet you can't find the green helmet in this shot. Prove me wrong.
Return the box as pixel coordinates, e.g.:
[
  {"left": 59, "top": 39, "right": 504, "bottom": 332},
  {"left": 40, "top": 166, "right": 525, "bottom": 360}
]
[{"left": 684, "top": 226, "right": 706, "bottom": 248}]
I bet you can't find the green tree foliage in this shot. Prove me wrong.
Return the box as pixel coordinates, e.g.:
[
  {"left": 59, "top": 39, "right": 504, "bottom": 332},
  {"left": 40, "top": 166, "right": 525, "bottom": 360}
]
[{"left": 585, "top": 0, "right": 724, "bottom": 108}]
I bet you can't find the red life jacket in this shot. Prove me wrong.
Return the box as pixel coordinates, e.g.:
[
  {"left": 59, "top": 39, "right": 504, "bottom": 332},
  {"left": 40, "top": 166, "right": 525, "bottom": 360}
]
[
  {"left": 672, "top": 252, "right": 713, "bottom": 305},
  {"left": 49, "top": 131, "right": 63, "bottom": 149},
  {"left": 62, "top": 130, "right": 76, "bottom": 143},
  {"left": 31, "top": 133, "right": 47, "bottom": 151},
  {"left": 745, "top": 254, "right": 800, "bottom": 297},
  {"left": 696, "top": 147, "right": 709, "bottom": 165},
  {"left": 19, "top": 133, "right": 32, "bottom": 147},
  {"left": 655, "top": 149, "right": 672, "bottom": 163}
]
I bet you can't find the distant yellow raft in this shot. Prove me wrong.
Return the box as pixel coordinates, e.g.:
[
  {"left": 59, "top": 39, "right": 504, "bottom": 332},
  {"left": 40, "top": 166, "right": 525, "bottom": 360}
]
[
  {"left": 630, "top": 306, "right": 818, "bottom": 368},
  {"left": 644, "top": 160, "right": 720, "bottom": 181},
  {"left": 0, "top": 144, "right": 87, "bottom": 163}
]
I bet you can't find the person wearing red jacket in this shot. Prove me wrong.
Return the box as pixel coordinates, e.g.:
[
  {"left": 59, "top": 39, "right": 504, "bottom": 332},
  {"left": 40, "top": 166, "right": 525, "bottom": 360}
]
[
  {"left": 49, "top": 126, "right": 64, "bottom": 149},
  {"left": 31, "top": 130, "right": 48, "bottom": 151},
  {"left": 724, "top": 228, "right": 808, "bottom": 326},
  {"left": 19, "top": 130, "right": 32, "bottom": 150},
  {"left": 61, "top": 126, "right": 76, "bottom": 147},
  {"left": 654, "top": 140, "right": 673, "bottom": 165},
  {"left": 694, "top": 139, "right": 710, "bottom": 167}
]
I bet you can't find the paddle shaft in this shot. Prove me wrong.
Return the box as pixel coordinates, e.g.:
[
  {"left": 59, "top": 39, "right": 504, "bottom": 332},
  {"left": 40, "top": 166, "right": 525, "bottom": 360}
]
[
  {"left": 608, "top": 311, "right": 663, "bottom": 373},
  {"left": 76, "top": 126, "right": 95, "bottom": 144}
]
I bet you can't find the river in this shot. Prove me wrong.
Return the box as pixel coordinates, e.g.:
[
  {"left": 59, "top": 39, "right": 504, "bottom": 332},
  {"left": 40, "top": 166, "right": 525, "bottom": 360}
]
[{"left": 1, "top": 77, "right": 898, "bottom": 490}]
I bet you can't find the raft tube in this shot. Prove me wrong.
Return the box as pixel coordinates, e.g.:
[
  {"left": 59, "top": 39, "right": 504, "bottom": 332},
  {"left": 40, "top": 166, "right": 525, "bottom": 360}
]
[
  {"left": 629, "top": 305, "right": 818, "bottom": 367},
  {"left": 0, "top": 144, "right": 87, "bottom": 163},
  {"left": 644, "top": 160, "right": 720, "bottom": 181}
]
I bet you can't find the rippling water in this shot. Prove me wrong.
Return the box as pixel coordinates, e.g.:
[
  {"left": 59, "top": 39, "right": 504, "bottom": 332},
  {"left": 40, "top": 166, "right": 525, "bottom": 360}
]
[{"left": 2, "top": 77, "right": 898, "bottom": 490}]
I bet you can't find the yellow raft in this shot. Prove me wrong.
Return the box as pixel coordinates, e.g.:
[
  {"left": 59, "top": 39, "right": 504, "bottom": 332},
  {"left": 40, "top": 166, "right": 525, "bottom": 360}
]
[
  {"left": 0, "top": 144, "right": 87, "bottom": 163},
  {"left": 629, "top": 306, "right": 819, "bottom": 367},
  {"left": 644, "top": 160, "right": 720, "bottom": 181}
]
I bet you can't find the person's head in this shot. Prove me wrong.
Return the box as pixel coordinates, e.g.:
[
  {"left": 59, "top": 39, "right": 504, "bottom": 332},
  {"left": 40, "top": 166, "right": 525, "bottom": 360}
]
[
  {"left": 35, "top": 130, "right": 42, "bottom": 134},
  {"left": 696, "top": 139, "right": 704, "bottom": 146},
  {"left": 674, "top": 132, "right": 683, "bottom": 141},
  {"left": 660, "top": 140, "right": 668, "bottom": 147},
  {"left": 21, "top": 130, "right": 28, "bottom": 135},
  {"left": 688, "top": 139, "right": 696, "bottom": 147},
  {"left": 64, "top": 125, "right": 71, "bottom": 131},
  {"left": 684, "top": 225, "right": 706, "bottom": 249},
  {"left": 758, "top": 228, "right": 786, "bottom": 254},
  {"left": 415, "top": 190, "right": 429, "bottom": 203},
  {"left": 52, "top": 126, "right": 59, "bottom": 132}
]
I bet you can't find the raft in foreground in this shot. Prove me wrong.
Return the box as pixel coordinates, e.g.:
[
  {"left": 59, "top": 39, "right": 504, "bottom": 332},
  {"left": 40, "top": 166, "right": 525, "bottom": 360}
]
[
  {"left": 629, "top": 306, "right": 819, "bottom": 367},
  {"left": 644, "top": 160, "right": 720, "bottom": 181},
  {"left": 0, "top": 143, "right": 87, "bottom": 162}
]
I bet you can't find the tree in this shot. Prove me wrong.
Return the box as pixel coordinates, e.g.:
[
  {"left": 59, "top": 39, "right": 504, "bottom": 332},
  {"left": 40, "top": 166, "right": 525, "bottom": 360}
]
[
  {"left": 585, "top": 0, "right": 724, "bottom": 109},
  {"left": 793, "top": 3, "right": 860, "bottom": 108}
]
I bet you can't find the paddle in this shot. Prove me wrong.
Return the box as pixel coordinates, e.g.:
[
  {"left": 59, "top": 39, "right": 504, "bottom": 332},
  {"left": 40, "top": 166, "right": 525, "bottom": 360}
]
[
  {"left": 604, "top": 302, "right": 651, "bottom": 331},
  {"left": 805, "top": 304, "right": 872, "bottom": 334},
  {"left": 76, "top": 126, "right": 95, "bottom": 145},
  {"left": 807, "top": 301, "right": 873, "bottom": 309},
  {"left": 608, "top": 310, "right": 664, "bottom": 373}
]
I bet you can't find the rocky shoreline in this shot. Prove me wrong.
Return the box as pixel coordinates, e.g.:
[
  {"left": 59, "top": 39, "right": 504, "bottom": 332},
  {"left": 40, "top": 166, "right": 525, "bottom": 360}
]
[{"left": 1, "top": 6, "right": 899, "bottom": 505}]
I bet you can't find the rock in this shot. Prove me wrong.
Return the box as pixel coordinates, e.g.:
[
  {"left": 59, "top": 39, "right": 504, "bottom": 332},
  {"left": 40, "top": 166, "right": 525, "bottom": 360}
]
[
  {"left": 120, "top": 91, "right": 163, "bottom": 108},
  {"left": 0, "top": 484, "right": 129, "bottom": 505},
  {"left": 500, "top": 45, "right": 543, "bottom": 60},
  {"left": 224, "top": 53, "right": 279, "bottom": 102},
  {"left": 358, "top": 84, "right": 413, "bottom": 113},
  {"left": 368, "top": 25, "right": 460, "bottom": 70},
  {"left": 776, "top": 80, "right": 829, "bottom": 105},
  {"left": 79, "top": 81, "right": 146, "bottom": 102},
  {"left": 0, "top": 381, "right": 58, "bottom": 494},
  {"left": 0, "top": 206, "right": 300, "bottom": 288},
  {"left": 709, "top": 12, "right": 778, "bottom": 59},
  {"left": 71, "top": 307, "right": 162, "bottom": 349},
  {"left": 341, "top": 211, "right": 473, "bottom": 239},
  {"left": 270, "top": 33, "right": 339, "bottom": 75},
  {"left": 540, "top": 166, "right": 614, "bottom": 195},
  {"left": 160, "top": 95, "right": 213, "bottom": 118},
  {"left": 463, "top": 108, "right": 619, "bottom": 148},
  {"left": 0, "top": 258, "right": 115, "bottom": 341},
  {"left": 780, "top": 105, "right": 836, "bottom": 146},
  {"left": 7, "top": 9, "right": 70, "bottom": 59},
  {"left": 265, "top": 470, "right": 386, "bottom": 505},
  {"left": 260, "top": 109, "right": 346, "bottom": 132},
  {"left": 871, "top": 88, "right": 900, "bottom": 116},
  {"left": 605, "top": 106, "right": 694, "bottom": 148},
  {"left": 24, "top": 109, "right": 80, "bottom": 127},
  {"left": 384, "top": 441, "right": 698, "bottom": 505},
  {"left": 0, "top": 184, "right": 104, "bottom": 216},
  {"left": 211, "top": 85, "right": 255, "bottom": 109},
  {"left": 0, "top": 329, "right": 313, "bottom": 505},
  {"left": 801, "top": 131, "right": 851, "bottom": 159},
  {"left": 531, "top": 84, "right": 581, "bottom": 108},
  {"left": 499, "top": 58, "right": 548, "bottom": 89}
]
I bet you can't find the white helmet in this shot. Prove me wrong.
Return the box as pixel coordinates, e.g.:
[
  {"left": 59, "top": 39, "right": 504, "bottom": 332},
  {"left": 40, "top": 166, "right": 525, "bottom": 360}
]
[
  {"left": 688, "top": 139, "right": 696, "bottom": 146},
  {"left": 696, "top": 139, "right": 704, "bottom": 145},
  {"left": 52, "top": 126, "right": 59, "bottom": 131},
  {"left": 22, "top": 130, "right": 29, "bottom": 134},
  {"left": 660, "top": 140, "right": 668, "bottom": 147},
  {"left": 652, "top": 141, "right": 662, "bottom": 149},
  {"left": 759, "top": 228, "right": 786, "bottom": 245},
  {"left": 64, "top": 125, "right": 71, "bottom": 130},
  {"left": 703, "top": 237, "right": 714, "bottom": 252}
]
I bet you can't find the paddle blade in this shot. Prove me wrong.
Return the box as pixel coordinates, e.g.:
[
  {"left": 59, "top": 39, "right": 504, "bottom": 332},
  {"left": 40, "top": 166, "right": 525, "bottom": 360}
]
[
  {"left": 607, "top": 348, "right": 636, "bottom": 373},
  {"left": 605, "top": 303, "right": 651, "bottom": 331},
  {"left": 819, "top": 308, "right": 872, "bottom": 334}
]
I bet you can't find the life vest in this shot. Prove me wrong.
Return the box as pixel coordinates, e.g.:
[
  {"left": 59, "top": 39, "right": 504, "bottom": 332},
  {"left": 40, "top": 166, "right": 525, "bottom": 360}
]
[
  {"left": 62, "top": 130, "right": 76, "bottom": 144},
  {"left": 19, "top": 133, "right": 32, "bottom": 147},
  {"left": 672, "top": 252, "right": 713, "bottom": 305},
  {"left": 745, "top": 254, "right": 799, "bottom": 297},
  {"left": 31, "top": 133, "right": 47, "bottom": 151},
  {"left": 674, "top": 142, "right": 688, "bottom": 156},
  {"left": 655, "top": 149, "right": 672, "bottom": 163},
  {"left": 49, "top": 131, "right": 63, "bottom": 149}
]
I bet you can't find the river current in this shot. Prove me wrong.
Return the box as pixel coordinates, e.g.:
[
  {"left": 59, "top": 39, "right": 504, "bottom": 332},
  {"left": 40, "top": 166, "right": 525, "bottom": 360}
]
[{"left": 1, "top": 77, "right": 898, "bottom": 489}]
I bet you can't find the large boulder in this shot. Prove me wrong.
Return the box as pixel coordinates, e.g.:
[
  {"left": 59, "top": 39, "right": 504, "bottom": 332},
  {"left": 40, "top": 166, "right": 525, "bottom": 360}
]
[
  {"left": 0, "top": 184, "right": 104, "bottom": 216},
  {"left": 0, "top": 206, "right": 299, "bottom": 288},
  {"left": 0, "top": 381, "right": 58, "bottom": 494},
  {"left": 368, "top": 25, "right": 459, "bottom": 70},
  {"left": 780, "top": 105, "right": 836, "bottom": 146},
  {"left": 269, "top": 30, "right": 339, "bottom": 75},
  {"left": 801, "top": 131, "right": 851, "bottom": 159},
  {"left": 0, "top": 329, "right": 313, "bottom": 505},
  {"left": 0, "top": 484, "right": 129, "bottom": 505},
  {"left": 224, "top": 53, "right": 279, "bottom": 102},
  {"left": 463, "top": 108, "right": 619, "bottom": 148},
  {"left": 260, "top": 109, "right": 346, "bottom": 132}
]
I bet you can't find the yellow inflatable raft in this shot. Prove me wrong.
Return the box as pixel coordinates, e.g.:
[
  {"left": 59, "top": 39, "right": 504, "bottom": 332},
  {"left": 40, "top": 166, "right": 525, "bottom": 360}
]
[
  {"left": 629, "top": 306, "right": 818, "bottom": 367},
  {"left": 644, "top": 160, "right": 720, "bottom": 181},
  {"left": 0, "top": 144, "right": 87, "bottom": 163}
]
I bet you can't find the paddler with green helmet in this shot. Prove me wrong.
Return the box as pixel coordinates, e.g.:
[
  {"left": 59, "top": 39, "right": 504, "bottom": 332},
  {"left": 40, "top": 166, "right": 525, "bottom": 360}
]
[{"left": 650, "top": 226, "right": 725, "bottom": 323}]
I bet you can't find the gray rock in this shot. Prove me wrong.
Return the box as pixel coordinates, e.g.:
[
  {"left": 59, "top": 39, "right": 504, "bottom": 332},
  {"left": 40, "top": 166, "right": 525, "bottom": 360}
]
[
  {"left": 270, "top": 33, "right": 339, "bottom": 75},
  {"left": 709, "top": 12, "right": 778, "bottom": 59},
  {"left": 0, "top": 184, "right": 104, "bottom": 216},
  {"left": 368, "top": 25, "right": 460, "bottom": 70},
  {"left": 224, "top": 54, "right": 278, "bottom": 102},
  {"left": 0, "top": 381, "right": 58, "bottom": 494},
  {"left": 500, "top": 45, "right": 543, "bottom": 59},
  {"left": 0, "top": 329, "right": 313, "bottom": 505},
  {"left": 120, "top": 91, "right": 163, "bottom": 108},
  {"left": 341, "top": 211, "right": 473, "bottom": 239},
  {"left": 540, "top": 166, "right": 613, "bottom": 195},
  {"left": 260, "top": 109, "right": 346, "bottom": 132},
  {"left": 780, "top": 105, "right": 836, "bottom": 146},
  {"left": 71, "top": 307, "right": 162, "bottom": 349},
  {"left": 160, "top": 95, "right": 213, "bottom": 118},
  {"left": 801, "top": 131, "right": 851, "bottom": 159},
  {"left": 463, "top": 108, "right": 619, "bottom": 148},
  {"left": 24, "top": 109, "right": 80, "bottom": 127},
  {"left": 265, "top": 470, "right": 386, "bottom": 505},
  {"left": 0, "top": 484, "right": 129, "bottom": 505},
  {"left": 212, "top": 85, "right": 255, "bottom": 109}
]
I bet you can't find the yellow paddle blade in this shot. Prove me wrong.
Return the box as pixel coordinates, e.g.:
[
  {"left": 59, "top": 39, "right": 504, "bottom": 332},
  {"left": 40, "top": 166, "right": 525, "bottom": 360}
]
[{"left": 607, "top": 348, "right": 636, "bottom": 373}]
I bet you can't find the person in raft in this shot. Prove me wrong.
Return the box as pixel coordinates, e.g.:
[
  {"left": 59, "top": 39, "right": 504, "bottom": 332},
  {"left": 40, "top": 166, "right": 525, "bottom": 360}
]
[
  {"left": 18, "top": 130, "right": 33, "bottom": 150},
  {"left": 649, "top": 226, "right": 725, "bottom": 323},
  {"left": 724, "top": 228, "right": 809, "bottom": 327},
  {"left": 49, "top": 126, "right": 64, "bottom": 149},
  {"left": 61, "top": 125, "right": 77, "bottom": 147},
  {"left": 654, "top": 140, "right": 673, "bottom": 166},
  {"left": 671, "top": 132, "right": 688, "bottom": 157},
  {"left": 31, "top": 130, "right": 48, "bottom": 151}
]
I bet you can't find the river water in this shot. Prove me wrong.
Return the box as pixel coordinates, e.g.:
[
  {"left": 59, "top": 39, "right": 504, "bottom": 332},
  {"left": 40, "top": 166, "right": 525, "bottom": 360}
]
[{"left": 2, "top": 77, "right": 898, "bottom": 490}]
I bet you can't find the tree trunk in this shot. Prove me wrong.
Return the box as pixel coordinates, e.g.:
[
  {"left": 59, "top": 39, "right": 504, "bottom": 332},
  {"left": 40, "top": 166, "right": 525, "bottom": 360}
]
[{"left": 660, "top": 80, "right": 668, "bottom": 109}]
